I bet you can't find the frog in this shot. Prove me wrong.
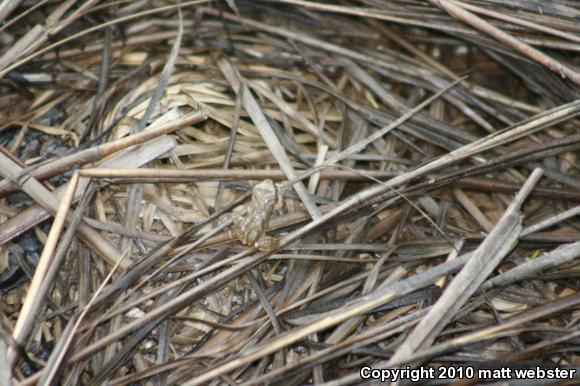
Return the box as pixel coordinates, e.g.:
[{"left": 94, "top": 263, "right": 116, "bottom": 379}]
[{"left": 231, "top": 179, "right": 282, "bottom": 251}]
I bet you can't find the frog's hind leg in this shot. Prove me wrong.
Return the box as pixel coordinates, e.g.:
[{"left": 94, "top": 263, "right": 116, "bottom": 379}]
[{"left": 255, "top": 235, "right": 280, "bottom": 252}]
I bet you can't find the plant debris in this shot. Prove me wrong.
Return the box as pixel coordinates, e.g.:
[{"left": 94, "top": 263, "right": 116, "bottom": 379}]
[{"left": 0, "top": 1, "right": 579, "bottom": 385}]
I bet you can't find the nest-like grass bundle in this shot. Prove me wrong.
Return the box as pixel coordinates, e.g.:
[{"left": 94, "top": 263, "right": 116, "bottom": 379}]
[{"left": 0, "top": 1, "right": 579, "bottom": 385}]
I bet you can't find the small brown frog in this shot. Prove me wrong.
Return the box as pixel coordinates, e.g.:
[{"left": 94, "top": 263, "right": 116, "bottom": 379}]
[{"left": 231, "top": 179, "right": 281, "bottom": 250}]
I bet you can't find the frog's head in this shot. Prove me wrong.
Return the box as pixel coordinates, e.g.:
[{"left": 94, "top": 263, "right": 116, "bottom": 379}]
[{"left": 253, "top": 179, "right": 277, "bottom": 203}]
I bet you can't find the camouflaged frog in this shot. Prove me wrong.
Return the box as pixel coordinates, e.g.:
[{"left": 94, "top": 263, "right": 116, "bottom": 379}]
[{"left": 232, "top": 179, "right": 282, "bottom": 250}]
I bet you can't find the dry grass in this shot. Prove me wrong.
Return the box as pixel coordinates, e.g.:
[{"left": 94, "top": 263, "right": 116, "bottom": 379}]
[{"left": 0, "top": 1, "right": 579, "bottom": 385}]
